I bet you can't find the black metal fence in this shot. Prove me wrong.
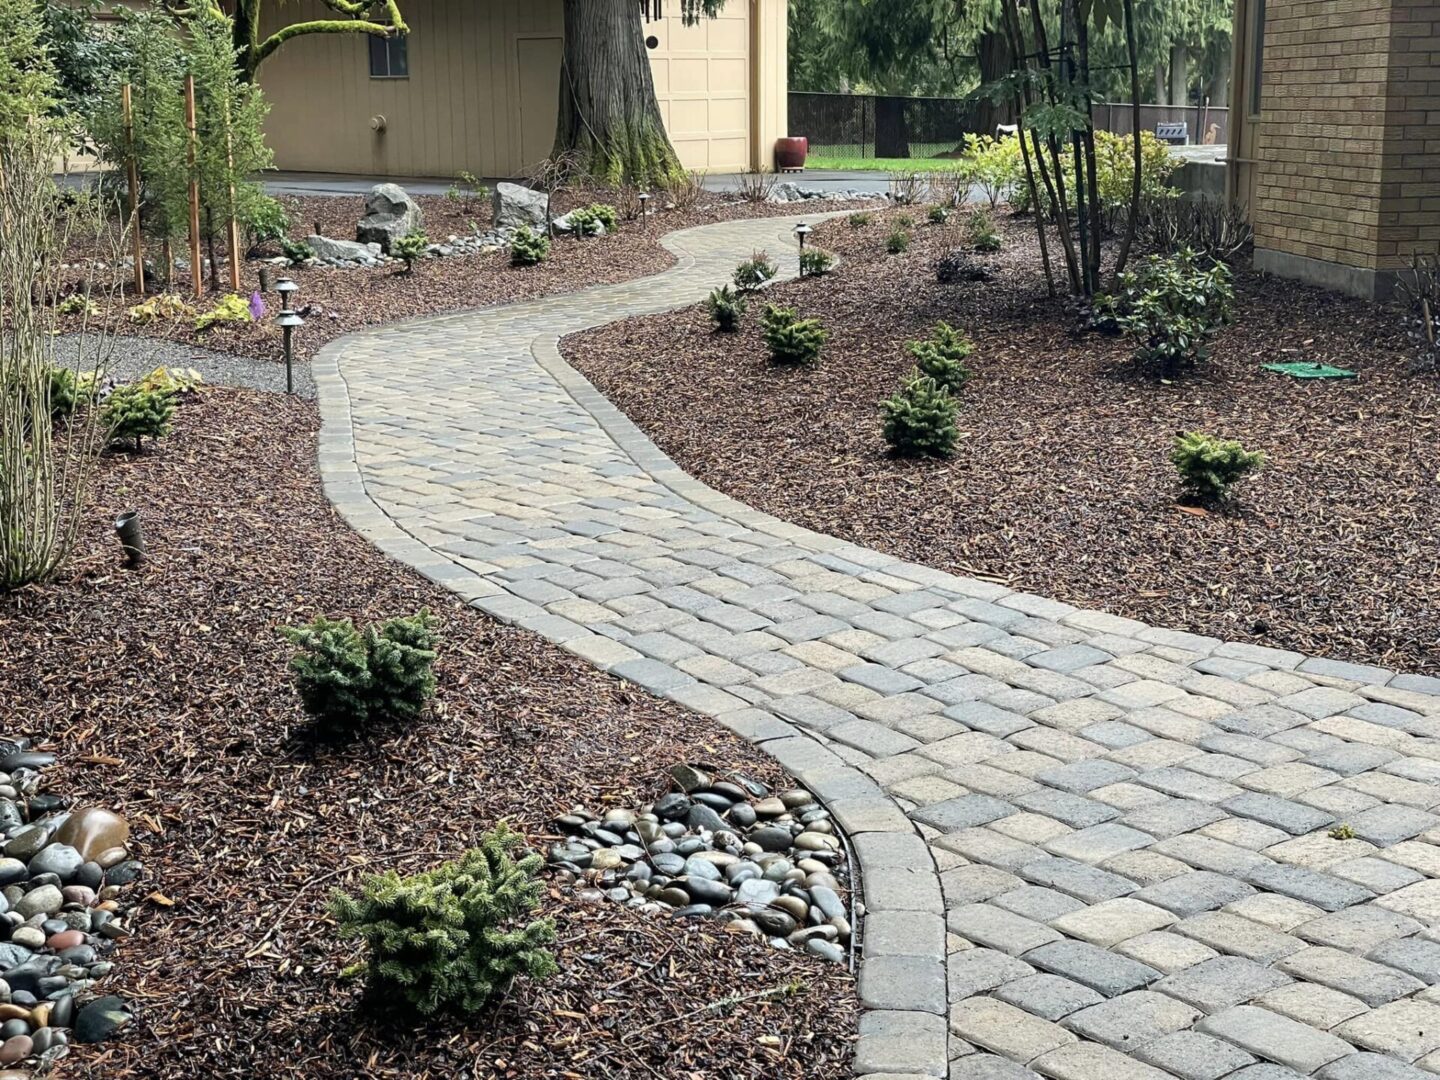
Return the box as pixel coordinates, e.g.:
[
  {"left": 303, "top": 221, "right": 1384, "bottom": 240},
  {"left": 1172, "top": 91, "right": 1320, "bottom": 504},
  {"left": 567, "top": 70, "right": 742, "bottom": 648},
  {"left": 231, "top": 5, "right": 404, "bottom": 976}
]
[{"left": 789, "top": 92, "right": 1229, "bottom": 160}]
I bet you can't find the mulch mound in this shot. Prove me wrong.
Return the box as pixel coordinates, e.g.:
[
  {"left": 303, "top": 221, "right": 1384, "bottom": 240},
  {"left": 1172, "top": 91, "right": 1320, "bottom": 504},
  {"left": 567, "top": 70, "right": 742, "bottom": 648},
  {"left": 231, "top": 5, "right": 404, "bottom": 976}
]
[
  {"left": 0, "top": 391, "right": 857, "bottom": 1078},
  {"left": 58, "top": 193, "right": 873, "bottom": 364},
  {"left": 563, "top": 207, "right": 1440, "bottom": 675}
]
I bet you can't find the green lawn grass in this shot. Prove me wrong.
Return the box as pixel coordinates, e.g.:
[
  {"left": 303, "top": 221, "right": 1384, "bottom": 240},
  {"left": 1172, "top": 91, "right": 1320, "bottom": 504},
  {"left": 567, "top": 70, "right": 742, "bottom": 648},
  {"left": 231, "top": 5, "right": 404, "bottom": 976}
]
[{"left": 804, "top": 155, "right": 962, "bottom": 173}]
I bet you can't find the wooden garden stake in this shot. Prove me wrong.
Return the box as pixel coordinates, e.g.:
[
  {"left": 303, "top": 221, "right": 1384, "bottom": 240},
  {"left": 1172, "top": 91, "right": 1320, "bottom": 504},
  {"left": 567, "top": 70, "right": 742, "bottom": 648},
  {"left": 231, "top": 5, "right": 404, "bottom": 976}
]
[
  {"left": 223, "top": 96, "right": 241, "bottom": 292},
  {"left": 184, "top": 74, "right": 203, "bottom": 299},
  {"left": 120, "top": 83, "right": 145, "bottom": 297}
]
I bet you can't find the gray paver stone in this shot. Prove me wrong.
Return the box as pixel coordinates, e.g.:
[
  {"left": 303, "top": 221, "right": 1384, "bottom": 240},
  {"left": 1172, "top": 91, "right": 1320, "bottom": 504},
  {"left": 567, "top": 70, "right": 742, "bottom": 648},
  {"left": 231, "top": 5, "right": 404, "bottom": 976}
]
[
  {"left": 1276, "top": 946, "right": 1425, "bottom": 1006},
  {"left": 1062, "top": 990, "right": 1201, "bottom": 1049},
  {"left": 860, "top": 955, "right": 947, "bottom": 1014},
  {"left": 994, "top": 974, "right": 1104, "bottom": 1022},
  {"left": 1195, "top": 1005, "right": 1355, "bottom": 1074},
  {"left": 1135, "top": 870, "right": 1258, "bottom": 917},
  {"left": 1023, "top": 939, "right": 1161, "bottom": 997},
  {"left": 855, "top": 1010, "right": 949, "bottom": 1077},
  {"left": 1134, "top": 1031, "right": 1257, "bottom": 1080},
  {"left": 1151, "top": 955, "right": 1293, "bottom": 1013}
]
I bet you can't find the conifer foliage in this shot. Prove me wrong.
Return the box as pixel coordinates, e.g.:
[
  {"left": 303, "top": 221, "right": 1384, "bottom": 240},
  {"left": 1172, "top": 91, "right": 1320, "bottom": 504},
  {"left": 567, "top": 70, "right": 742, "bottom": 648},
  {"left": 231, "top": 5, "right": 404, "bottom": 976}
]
[
  {"left": 329, "top": 824, "right": 557, "bottom": 1015},
  {"left": 882, "top": 370, "right": 959, "bottom": 457},
  {"left": 906, "top": 321, "right": 973, "bottom": 394}
]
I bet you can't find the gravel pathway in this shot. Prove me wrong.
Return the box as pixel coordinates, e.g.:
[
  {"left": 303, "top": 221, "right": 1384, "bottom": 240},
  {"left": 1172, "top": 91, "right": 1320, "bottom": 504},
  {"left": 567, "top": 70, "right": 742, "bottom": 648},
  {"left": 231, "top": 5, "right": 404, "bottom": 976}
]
[
  {"left": 54, "top": 333, "right": 314, "bottom": 399},
  {"left": 315, "top": 212, "right": 1440, "bottom": 1080}
]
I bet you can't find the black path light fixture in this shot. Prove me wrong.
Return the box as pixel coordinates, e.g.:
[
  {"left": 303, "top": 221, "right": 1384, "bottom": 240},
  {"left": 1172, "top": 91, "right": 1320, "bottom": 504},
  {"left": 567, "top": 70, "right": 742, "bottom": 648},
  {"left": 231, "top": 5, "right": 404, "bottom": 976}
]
[
  {"left": 275, "top": 277, "right": 303, "bottom": 396},
  {"left": 638, "top": 191, "right": 651, "bottom": 218},
  {"left": 114, "top": 510, "right": 144, "bottom": 565},
  {"left": 794, "top": 222, "right": 813, "bottom": 275}
]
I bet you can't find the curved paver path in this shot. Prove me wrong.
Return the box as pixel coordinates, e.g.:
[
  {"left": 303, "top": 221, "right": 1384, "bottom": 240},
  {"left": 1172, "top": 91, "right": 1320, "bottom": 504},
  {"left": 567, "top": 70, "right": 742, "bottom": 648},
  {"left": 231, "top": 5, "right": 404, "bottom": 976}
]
[{"left": 316, "top": 213, "right": 1440, "bottom": 1080}]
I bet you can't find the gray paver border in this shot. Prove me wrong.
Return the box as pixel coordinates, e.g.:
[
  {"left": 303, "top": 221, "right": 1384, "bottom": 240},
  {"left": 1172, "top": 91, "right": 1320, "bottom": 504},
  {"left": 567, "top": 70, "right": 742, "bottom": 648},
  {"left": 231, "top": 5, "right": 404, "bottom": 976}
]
[{"left": 312, "top": 211, "right": 948, "bottom": 1079}]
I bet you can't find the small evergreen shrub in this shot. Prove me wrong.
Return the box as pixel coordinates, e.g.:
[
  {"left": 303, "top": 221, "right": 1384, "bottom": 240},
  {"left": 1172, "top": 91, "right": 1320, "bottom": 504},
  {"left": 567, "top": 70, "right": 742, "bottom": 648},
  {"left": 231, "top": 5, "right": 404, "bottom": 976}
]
[
  {"left": 761, "top": 304, "right": 827, "bottom": 365},
  {"left": 329, "top": 823, "right": 557, "bottom": 1016},
  {"left": 733, "top": 251, "right": 777, "bottom": 292},
  {"left": 936, "top": 250, "right": 992, "bottom": 284},
  {"left": 907, "top": 322, "right": 973, "bottom": 394},
  {"left": 895, "top": 213, "right": 915, "bottom": 229},
  {"left": 706, "top": 284, "right": 747, "bottom": 331},
  {"left": 882, "top": 371, "right": 959, "bottom": 457},
  {"left": 1102, "top": 249, "right": 1235, "bottom": 376},
  {"left": 138, "top": 366, "right": 204, "bottom": 398},
  {"left": 509, "top": 225, "right": 550, "bottom": 266},
  {"left": 885, "top": 229, "right": 911, "bottom": 255},
  {"left": 568, "top": 203, "right": 618, "bottom": 236},
  {"left": 279, "top": 610, "right": 440, "bottom": 733},
  {"left": 194, "top": 293, "right": 253, "bottom": 332},
  {"left": 969, "top": 210, "right": 1002, "bottom": 252},
  {"left": 281, "top": 237, "right": 314, "bottom": 266},
  {"left": 393, "top": 230, "right": 430, "bottom": 272},
  {"left": 47, "top": 367, "right": 101, "bottom": 419},
  {"left": 102, "top": 384, "right": 175, "bottom": 452},
  {"left": 927, "top": 205, "right": 950, "bottom": 225},
  {"left": 1171, "top": 431, "right": 1264, "bottom": 503},
  {"left": 799, "top": 248, "right": 834, "bottom": 277},
  {"left": 247, "top": 197, "right": 291, "bottom": 248},
  {"left": 848, "top": 211, "right": 873, "bottom": 228},
  {"left": 127, "top": 294, "right": 195, "bottom": 324}
]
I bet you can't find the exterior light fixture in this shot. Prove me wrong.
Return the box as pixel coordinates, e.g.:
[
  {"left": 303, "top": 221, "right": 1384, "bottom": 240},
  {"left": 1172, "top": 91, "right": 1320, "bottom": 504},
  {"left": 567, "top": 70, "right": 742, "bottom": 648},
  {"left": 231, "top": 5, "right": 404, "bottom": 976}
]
[
  {"left": 115, "top": 510, "right": 144, "bottom": 565},
  {"left": 794, "top": 222, "right": 813, "bottom": 275},
  {"left": 638, "top": 191, "right": 651, "bottom": 217},
  {"left": 275, "top": 277, "right": 303, "bottom": 396}
]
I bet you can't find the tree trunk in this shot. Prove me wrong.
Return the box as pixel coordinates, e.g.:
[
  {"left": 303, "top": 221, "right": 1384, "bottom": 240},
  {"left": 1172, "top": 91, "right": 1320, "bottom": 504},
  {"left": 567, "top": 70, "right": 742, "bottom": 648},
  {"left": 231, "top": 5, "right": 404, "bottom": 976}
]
[
  {"left": 873, "top": 95, "right": 910, "bottom": 159},
  {"left": 554, "top": 0, "right": 683, "bottom": 184},
  {"left": 973, "top": 31, "right": 1013, "bottom": 137},
  {"left": 1169, "top": 44, "right": 1189, "bottom": 107},
  {"left": 1154, "top": 62, "right": 1167, "bottom": 104},
  {"left": 1111, "top": 0, "right": 1143, "bottom": 287}
]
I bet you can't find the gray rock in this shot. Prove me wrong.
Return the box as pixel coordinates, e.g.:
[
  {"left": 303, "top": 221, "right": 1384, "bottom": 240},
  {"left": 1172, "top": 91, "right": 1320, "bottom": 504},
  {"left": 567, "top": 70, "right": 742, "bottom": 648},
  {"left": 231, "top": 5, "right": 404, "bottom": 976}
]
[
  {"left": 682, "top": 857, "right": 721, "bottom": 881},
  {"left": 684, "top": 804, "right": 726, "bottom": 833},
  {"left": 750, "top": 826, "right": 793, "bottom": 852},
  {"left": 0, "top": 861, "right": 26, "bottom": 887},
  {"left": 492, "top": 182, "right": 549, "bottom": 229},
  {"left": 305, "top": 234, "right": 374, "bottom": 263},
  {"left": 355, "top": 183, "right": 422, "bottom": 253},
  {"left": 14, "top": 886, "right": 62, "bottom": 920},
  {"left": 727, "top": 803, "right": 757, "bottom": 828},
  {"left": 74, "top": 994, "right": 132, "bottom": 1044},
  {"left": 805, "top": 937, "right": 845, "bottom": 963},
  {"left": 809, "top": 884, "right": 846, "bottom": 920},
  {"left": 28, "top": 844, "right": 82, "bottom": 883},
  {"left": 653, "top": 793, "right": 690, "bottom": 821},
  {"left": 737, "top": 879, "right": 781, "bottom": 907},
  {"left": 682, "top": 878, "right": 732, "bottom": 905}
]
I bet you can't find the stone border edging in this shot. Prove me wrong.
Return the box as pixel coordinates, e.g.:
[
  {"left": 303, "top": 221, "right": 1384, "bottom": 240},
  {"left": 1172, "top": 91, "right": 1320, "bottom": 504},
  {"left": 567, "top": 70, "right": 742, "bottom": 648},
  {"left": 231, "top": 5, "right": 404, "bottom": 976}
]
[{"left": 312, "top": 212, "right": 951, "bottom": 1080}]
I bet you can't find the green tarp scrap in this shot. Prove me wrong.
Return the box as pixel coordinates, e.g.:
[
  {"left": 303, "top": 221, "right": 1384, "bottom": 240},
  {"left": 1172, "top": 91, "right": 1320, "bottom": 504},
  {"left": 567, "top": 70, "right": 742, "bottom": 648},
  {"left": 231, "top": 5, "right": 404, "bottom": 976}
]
[{"left": 1261, "top": 362, "right": 1358, "bottom": 379}]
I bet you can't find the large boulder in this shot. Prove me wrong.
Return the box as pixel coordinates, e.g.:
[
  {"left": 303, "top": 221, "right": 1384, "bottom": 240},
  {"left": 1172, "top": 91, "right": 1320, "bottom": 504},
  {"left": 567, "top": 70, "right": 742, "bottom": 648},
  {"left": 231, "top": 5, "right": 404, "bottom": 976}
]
[
  {"left": 305, "top": 234, "right": 377, "bottom": 263},
  {"left": 356, "top": 183, "right": 423, "bottom": 253},
  {"left": 492, "top": 182, "right": 549, "bottom": 229}
]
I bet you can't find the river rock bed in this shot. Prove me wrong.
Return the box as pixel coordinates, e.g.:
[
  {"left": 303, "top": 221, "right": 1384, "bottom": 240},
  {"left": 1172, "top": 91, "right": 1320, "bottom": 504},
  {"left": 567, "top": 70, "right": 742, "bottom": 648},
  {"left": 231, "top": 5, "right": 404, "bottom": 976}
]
[
  {"left": 547, "top": 764, "right": 853, "bottom": 964},
  {"left": 0, "top": 739, "right": 140, "bottom": 1078}
]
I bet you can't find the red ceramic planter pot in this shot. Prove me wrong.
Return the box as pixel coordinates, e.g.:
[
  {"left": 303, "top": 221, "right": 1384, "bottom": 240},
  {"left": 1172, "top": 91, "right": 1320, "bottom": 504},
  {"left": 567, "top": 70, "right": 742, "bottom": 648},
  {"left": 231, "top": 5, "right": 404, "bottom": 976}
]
[{"left": 774, "top": 136, "right": 808, "bottom": 171}]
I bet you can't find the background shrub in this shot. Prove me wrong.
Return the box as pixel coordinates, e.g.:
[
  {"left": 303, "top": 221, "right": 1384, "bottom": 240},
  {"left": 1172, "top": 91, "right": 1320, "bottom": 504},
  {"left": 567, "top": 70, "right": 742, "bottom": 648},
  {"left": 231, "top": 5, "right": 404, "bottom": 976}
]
[
  {"left": 882, "top": 371, "right": 958, "bottom": 457},
  {"left": 329, "top": 824, "right": 557, "bottom": 1015},
  {"left": 733, "top": 251, "right": 776, "bottom": 291},
  {"left": 969, "top": 210, "right": 1001, "bottom": 252},
  {"left": 509, "top": 225, "right": 550, "bottom": 266},
  {"left": 907, "top": 322, "right": 973, "bottom": 394},
  {"left": 761, "top": 304, "right": 827, "bottom": 365},
  {"left": 705, "top": 284, "right": 747, "bottom": 331},
  {"left": 927, "top": 205, "right": 950, "bottom": 225},
  {"left": 885, "top": 228, "right": 910, "bottom": 255},
  {"left": 280, "top": 237, "right": 313, "bottom": 266},
  {"left": 1171, "top": 431, "right": 1264, "bottom": 502},
  {"left": 280, "top": 609, "right": 440, "bottom": 733},
  {"left": 194, "top": 293, "right": 252, "bottom": 331},
  {"left": 1102, "top": 249, "right": 1234, "bottom": 375},
  {"left": 101, "top": 384, "right": 174, "bottom": 451},
  {"left": 848, "top": 211, "right": 872, "bottom": 228}
]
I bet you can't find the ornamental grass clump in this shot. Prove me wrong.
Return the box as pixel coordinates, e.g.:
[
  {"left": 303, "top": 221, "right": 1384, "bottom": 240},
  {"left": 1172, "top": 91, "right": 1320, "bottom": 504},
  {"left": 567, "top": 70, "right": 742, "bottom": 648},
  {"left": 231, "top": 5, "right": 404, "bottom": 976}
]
[
  {"left": 882, "top": 371, "right": 959, "bottom": 458},
  {"left": 1171, "top": 431, "right": 1264, "bottom": 503},
  {"left": 279, "top": 609, "right": 440, "bottom": 735},
  {"left": 329, "top": 823, "right": 557, "bottom": 1016},
  {"left": 907, "top": 321, "right": 973, "bottom": 395},
  {"left": 799, "top": 248, "right": 834, "bottom": 277},
  {"left": 101, "top": 384, "right": 175, "bottom": 453},
  {"left": 761, "top": 304, "right": 827, "bottom": 365},
  {"left": 733, "top": 250, "right": 776, "bottom": 292},
  {"left": 705, "top": 284, "right": 747, "bottom": 331},
  {"left": 509, "top": 224, "right": 549, "bottom": 266}
]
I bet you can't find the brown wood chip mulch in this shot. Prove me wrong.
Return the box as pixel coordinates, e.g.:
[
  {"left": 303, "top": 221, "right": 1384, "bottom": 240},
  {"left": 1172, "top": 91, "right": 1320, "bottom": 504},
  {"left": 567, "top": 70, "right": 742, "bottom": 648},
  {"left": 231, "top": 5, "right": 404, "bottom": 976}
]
[
  {"left": 0, "top": 391, "right": 857, "bottom": 1078},
  {"left": 59, "top": 192, "right": 874, "bottom": 365},
  {"left": 563, "top": 207, "right": 1440, "bottom": 676}
]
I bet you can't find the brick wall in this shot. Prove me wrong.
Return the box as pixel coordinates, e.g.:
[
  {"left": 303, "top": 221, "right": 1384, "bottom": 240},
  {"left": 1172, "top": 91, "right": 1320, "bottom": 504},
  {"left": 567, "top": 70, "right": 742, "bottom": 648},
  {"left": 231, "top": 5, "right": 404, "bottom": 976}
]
[{"left": 1379, "top": 0, "right": 1440, "bottom": 265}]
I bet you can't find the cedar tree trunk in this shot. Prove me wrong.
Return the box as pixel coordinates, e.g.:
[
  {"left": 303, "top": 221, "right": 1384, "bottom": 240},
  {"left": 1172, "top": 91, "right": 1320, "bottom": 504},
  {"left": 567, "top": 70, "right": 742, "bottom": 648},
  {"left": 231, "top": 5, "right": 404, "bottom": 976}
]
[
  {"left": 554, "top": 0, "right": 683, "bottom": 184},
  {"left": 973, "top": 31, "right": 1013, "bottom": 137}
]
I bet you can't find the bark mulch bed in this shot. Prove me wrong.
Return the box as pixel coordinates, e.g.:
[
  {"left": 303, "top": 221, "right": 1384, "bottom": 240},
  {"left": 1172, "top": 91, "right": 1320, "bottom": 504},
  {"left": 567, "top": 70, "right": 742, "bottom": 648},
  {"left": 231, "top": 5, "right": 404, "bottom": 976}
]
[
  {"left": 0, "top": 390, "right": 857, "bottom": 1078},
  {"left": 58, "top": 192, "right": 872, "bottom": 364},
  {"left": 563, "top": 207, "right": 1440, "bottom": 676}
]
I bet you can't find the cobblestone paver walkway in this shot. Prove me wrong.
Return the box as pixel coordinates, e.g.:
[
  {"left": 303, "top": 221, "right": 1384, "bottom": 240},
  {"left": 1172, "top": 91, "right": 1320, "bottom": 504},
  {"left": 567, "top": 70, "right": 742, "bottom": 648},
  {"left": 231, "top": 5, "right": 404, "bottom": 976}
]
[{"left": 316, "top": 213, "right": 1440, "bottom": 1080}]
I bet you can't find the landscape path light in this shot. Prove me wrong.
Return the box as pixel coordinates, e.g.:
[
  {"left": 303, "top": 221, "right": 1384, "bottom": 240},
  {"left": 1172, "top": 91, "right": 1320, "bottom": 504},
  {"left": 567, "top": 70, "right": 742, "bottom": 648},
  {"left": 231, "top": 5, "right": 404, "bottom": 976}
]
[
  {"left": 276, "top": 277, "right": 303, "bottom": 396},
  {"left": 794, "top": 222, "right": 813, "bottom": 275},
  {"left": 638, "top": 191, "right": 651, "bottom": 218}
]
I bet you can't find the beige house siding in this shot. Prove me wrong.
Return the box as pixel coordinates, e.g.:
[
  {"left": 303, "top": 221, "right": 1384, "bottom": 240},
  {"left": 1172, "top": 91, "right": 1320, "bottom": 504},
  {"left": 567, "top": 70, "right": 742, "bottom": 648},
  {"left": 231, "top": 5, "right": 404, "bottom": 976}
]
[
  {"left": 258, "top": 0, "right": 786, "bottom": 179},
  {"left": 1239, "top": 0, "right": 1439, "bottom": 297}
]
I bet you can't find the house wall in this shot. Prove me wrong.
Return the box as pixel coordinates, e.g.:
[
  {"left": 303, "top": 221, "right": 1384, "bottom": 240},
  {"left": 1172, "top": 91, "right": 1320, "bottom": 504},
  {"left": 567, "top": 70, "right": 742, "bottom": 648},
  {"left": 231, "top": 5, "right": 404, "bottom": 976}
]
[
  {"left": 1246, "top": 0, "right": 1440, "bottom": 298},
  {"left": 258, "top": 0, "right": 785, "bottom": 179}
]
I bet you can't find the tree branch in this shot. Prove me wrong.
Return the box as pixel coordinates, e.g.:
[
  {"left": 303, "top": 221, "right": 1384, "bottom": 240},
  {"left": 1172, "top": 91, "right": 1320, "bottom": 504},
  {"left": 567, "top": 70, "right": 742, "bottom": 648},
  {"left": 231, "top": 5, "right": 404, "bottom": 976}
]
[{"left": 254, "top": 13, "right": 406, "bottom": 70}]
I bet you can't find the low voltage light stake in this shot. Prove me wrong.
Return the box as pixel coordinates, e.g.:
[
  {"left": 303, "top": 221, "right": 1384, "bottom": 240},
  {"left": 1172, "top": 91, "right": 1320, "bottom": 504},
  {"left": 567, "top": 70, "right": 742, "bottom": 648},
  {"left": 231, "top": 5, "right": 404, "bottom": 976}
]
[
  {"left": 276, "top": 277, "right": 302, "bottom": 396},
  {"left": 794, "top": 222, "right": 813, "bottom": 275},
  {"left": 638, "top": 191, "right": 651, "bottom": 218}
]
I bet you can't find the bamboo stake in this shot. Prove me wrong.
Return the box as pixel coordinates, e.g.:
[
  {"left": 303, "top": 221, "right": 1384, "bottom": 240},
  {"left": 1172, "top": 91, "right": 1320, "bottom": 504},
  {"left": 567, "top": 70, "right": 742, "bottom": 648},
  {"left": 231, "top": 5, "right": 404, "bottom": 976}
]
[
  {"left": 222, "top": 94, "right": 241, "bottom": 292},
  {"left": 120, "top": 84, "right": 145, "bottom": 297},
  {"left": 184, "top": 74, "right": 203, "bottom": 300}
]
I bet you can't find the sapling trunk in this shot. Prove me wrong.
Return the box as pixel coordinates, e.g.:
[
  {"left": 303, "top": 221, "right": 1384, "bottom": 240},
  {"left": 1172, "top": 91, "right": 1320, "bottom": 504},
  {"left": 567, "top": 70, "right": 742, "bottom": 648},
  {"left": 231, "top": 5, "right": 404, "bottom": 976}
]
[{"left": 1111, "top": 0, "right": 1144, "bottom": 286}]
